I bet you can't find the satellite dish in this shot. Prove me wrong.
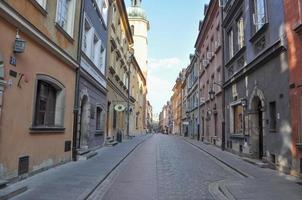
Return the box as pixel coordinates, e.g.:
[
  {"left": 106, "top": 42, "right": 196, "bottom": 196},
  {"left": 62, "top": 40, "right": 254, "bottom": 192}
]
[{"left": 115, "top": 104, "right": 126, "bottom": 112}]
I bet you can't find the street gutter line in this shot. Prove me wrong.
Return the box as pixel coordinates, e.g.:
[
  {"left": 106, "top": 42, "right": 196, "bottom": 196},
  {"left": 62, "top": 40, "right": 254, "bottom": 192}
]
[
  {"left": 183, "top": 139, "right": 250, "bottom": 178},
  {"left": 80, "top": 135, "right": 153, "bottom": 200}
]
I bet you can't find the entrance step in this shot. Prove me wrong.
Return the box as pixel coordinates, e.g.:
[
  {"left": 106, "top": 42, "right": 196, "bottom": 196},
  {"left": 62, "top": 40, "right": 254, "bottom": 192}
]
[
  {"left": 77, "top": 151, "right": 97, "bottom": 161},
  {"left": 242, "top": 157, "right": 270, "bottom": 168},
  {"left": 0, "top": 180, "right": 8, "bottom": 189},
  {"left": 0, "top": 184, "right": 27, "bottom": 200},
  {"left": 105, "top": 140, "right": 118, "bottom": 147}
]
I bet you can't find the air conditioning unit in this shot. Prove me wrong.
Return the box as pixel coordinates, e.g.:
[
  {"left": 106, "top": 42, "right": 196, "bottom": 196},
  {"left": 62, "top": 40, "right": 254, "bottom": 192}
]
[
  {"left": 203, "top": 59, "right": 209, "bottom": 67},
  {"left": 207, "top": 52, "right": 214, "bottom": 60}
]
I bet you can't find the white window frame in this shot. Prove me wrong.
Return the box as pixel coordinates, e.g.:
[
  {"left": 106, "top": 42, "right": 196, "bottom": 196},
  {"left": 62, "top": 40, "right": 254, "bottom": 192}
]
[
  {"left": 82, "top": 14, "right": 93, "bottom": 57},
  {"left": 253, "top": 0, "right": 267, "bottom": 31},
  {"left": 237, "top": 15, "right": 244, "bottom": 49},
  {"left": 56, "top": 0, "right": 76, "bottom": 37},
  {"left": 228, "top": 29, "right": 234, "bottom": 59},
  {"left": 35, "top": 0, "right": 47, "bottom": 9}
]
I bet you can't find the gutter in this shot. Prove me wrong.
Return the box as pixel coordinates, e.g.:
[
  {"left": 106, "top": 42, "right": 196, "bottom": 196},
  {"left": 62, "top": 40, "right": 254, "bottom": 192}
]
[{"left": 72, "top": 0, "right": 85, "bottom": 161}]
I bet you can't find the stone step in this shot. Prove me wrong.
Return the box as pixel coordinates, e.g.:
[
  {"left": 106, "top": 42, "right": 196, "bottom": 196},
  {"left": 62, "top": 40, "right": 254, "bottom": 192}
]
[
  {"left": 242, "top": 157, "right": 270, "bottom": 168},
  {"left": 77, "top": 151, "right": 97, "bottom": 161},
  {"left": 0, "top": 180, "right": 8, "bottom": 189},
  {"left": 105, "top": 140, "right": 118, "bottom": 147},
  {"left": 0, "top": 185, "right": 27, "bottom": 200}
]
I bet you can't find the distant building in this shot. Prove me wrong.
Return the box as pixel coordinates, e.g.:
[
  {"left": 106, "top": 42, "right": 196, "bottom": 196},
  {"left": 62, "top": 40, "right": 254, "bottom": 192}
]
[
  {"left": 172, "top": 71, "right": 184, "bottom": 136},
  {"left": 195, "top": 0, "right": 223, "bottom": 147}
]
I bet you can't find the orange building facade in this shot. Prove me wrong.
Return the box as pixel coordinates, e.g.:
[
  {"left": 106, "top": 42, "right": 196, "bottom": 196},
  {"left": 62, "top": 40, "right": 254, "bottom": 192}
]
[{"left": 0, "top": 0, "right": 81, "bottom": 179}]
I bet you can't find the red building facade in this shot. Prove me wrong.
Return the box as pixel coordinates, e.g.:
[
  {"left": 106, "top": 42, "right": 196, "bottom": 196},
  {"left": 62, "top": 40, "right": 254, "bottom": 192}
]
[{"left": 284, "top": 0, "right": 302, "bottom": 177}]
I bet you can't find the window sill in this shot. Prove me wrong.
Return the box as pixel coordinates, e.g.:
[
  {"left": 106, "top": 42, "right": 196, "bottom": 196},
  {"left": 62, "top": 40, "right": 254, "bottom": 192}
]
[
  {"left": 249, "top": 23, "right": 269, "bottom": 43},
  {"left": 225, "top": 46, "right": 246, "bottom": 67},
  {"left": 55, "top": 23, "right": 74, "bottom": 43},
  {"left": 269, "top": 129, "right": 277, "bottom": 133},
  {"left": 30, "top": 127, "right": 65, "bottom": 133},
  {"left": 230, "top": 134, "right": 245, "bottom": 139},
  {"left": 30, "top": 0, "right": 47, "bottom": 16}
]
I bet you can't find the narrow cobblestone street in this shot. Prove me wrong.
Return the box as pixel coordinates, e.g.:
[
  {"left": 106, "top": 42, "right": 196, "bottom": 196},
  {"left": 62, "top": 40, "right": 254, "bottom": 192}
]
[{"left": 88, "top": 134, "right": 302, "bottom": 200}]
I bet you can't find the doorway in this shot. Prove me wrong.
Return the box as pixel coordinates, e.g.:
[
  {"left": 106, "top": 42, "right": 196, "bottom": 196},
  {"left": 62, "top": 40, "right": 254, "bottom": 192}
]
[
  {"left": 79, "top": 95, "right": 89, "bottom": 149},
  {"left": 251, "top": 96, "right": 264, "bottom": 159}
]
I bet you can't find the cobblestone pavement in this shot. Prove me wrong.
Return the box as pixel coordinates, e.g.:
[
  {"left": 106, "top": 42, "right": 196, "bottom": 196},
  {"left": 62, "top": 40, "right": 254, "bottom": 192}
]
[{"left": 98, "top": 134, "right": 238, "bottom": 200}]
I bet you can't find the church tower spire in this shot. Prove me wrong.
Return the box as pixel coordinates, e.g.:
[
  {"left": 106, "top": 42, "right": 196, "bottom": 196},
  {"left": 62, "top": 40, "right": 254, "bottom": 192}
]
[{"left": 127, "top": 0, "right": 150, "bottom": 80}]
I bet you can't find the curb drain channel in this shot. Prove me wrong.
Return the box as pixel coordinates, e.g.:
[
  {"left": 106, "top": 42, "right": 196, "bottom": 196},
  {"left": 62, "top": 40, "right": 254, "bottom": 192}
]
[
  {"left": 184, "top": 139, "right": 250, "bottom": 178},
  {"left": 81, "top": 135, "right": 152, "bottom": 200}
]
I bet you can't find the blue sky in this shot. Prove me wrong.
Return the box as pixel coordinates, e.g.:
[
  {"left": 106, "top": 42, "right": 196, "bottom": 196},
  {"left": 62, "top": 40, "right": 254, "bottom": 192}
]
[{"left": 125, "top": 0, "right": 209, "bottom": 119}]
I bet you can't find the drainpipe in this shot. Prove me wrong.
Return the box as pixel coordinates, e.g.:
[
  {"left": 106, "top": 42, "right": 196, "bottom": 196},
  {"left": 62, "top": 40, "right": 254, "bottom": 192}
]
[
  {"left": 72, "top": 0, "right": 85, "bottom": 161},
  {"left": 220, "top": 5, "right": 226, "bottom": 151}
]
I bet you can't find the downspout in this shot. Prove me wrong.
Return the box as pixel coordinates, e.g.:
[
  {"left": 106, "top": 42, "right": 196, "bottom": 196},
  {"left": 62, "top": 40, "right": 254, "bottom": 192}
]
[
  {"left": 220, "top": 5, "right": 226, "bottom": 151},
  {"left": 72, "top": 0, "right": 85, "bottom": 161}
]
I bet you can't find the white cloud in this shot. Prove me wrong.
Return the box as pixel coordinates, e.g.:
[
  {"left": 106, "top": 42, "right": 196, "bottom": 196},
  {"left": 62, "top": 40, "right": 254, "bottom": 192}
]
[
  {"left": 146, "top": 57, "right": 185, "bottom": 115},
  {"left": 149, "top": 57, "right": 181, "bottom": 70}
]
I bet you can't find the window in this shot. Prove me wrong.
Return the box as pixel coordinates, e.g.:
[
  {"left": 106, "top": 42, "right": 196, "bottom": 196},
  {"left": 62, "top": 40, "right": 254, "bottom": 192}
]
[
  {"left": 233, "top": 104, "right": 243, "bottom": 134},
  {"left": 253, "top": 0, "right": 266, "bottom": 31},
  {"left": 269, "top": 101, "right": 277, "bottom": 131},
  {"left": 96, "top": 0, "right": 109, "bottom": 25},
  {"left": 131, "top": 25, "right": 135, "bottom": 35},
  {"left": 99, "top": 44, "right": 106, "bottom": 73},
  {"left": 237, "top": 15, "right": 244, "bottom": 50},
  {"left": 33, "top": 76, "right": 65, "bottom": 128},
  {"left": 228, "top": 29, "right": 234, "bottom": 59},
  {"left": 56, "top": 0, "right": 76, "bottom": 36},
  {"left": 96, "top": 107, "right": 104, "bottom": 131},
  {"left": 35, "top": 0, "right": 47, "bottom": 9},
  {"left": 83, "top": 18, "right": 92, "bottom": 54},
  {"left": 92, "top": 35, "right": 98, "bottom": 62}
]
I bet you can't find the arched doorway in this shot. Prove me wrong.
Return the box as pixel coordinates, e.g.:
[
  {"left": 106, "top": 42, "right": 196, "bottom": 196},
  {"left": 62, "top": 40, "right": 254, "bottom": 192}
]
[
  {"left": 79, "top": 94, "right": 90, "bottom": 150},
  {"left": 249, "top": 87, "right": 265, "bottom": 159}
]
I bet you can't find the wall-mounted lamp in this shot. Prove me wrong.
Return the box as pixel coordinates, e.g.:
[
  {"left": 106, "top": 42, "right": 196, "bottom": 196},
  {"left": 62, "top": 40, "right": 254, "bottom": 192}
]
[
  {"left": 241, "top": 98, "right": 248, "bottom": 109},
  {"left": 13, "top": 30, "right": 26, "bottom": 54}
]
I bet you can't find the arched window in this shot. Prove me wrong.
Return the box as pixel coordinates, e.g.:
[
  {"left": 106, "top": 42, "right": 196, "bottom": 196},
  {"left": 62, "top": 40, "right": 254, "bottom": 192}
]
[{"left": 33, "top": 75, "right": 65, "bottom": 129}]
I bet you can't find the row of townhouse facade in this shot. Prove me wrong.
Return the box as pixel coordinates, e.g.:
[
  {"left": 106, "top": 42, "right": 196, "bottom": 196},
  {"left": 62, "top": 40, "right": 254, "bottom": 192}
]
[
  {"left": 0, "top": 0, "right": 149, "bottom": 181},
  {"left": 164, "top": 0, "right": 302, "bottom": 177}
]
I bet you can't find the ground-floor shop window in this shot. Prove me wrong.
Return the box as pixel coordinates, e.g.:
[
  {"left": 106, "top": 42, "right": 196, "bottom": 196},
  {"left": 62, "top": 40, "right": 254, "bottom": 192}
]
[{"left": 230, "top": 102, "right": 243, "bottom": 134}]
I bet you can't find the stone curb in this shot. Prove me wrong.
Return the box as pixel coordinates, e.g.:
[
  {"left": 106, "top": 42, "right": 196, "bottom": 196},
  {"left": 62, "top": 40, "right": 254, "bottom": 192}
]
[
  {"left": 79, "top": 134, "right": 153, "bottom": 200},
  {"left": 183, "top": 138, "right": 251, "bottom": 178}
]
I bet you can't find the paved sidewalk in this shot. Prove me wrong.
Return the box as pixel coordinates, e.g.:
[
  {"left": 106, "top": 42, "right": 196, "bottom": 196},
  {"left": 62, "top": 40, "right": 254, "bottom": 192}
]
[
  {"left": 5, "top": 135, "right": 152, "bottom": 200},
  {"left": 184, "top": 137, "right": 302, "bottom": 200}
]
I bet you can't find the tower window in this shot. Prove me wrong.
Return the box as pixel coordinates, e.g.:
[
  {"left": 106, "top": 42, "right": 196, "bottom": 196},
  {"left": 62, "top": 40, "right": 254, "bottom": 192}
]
[{"left": 131, "top": 25, "right": 134, "bottom": 35}]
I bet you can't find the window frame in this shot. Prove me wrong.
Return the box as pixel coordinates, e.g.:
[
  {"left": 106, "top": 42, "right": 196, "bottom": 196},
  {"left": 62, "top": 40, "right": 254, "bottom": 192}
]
[
  {"left": 31, "top": 74, "right": 65, "bottom": 132},
  {"left": 55, "top": 0, "right": 77, "bottom": 37},
  {"left": 252, "top": 0, "right": 268, "bottom": 33}
]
